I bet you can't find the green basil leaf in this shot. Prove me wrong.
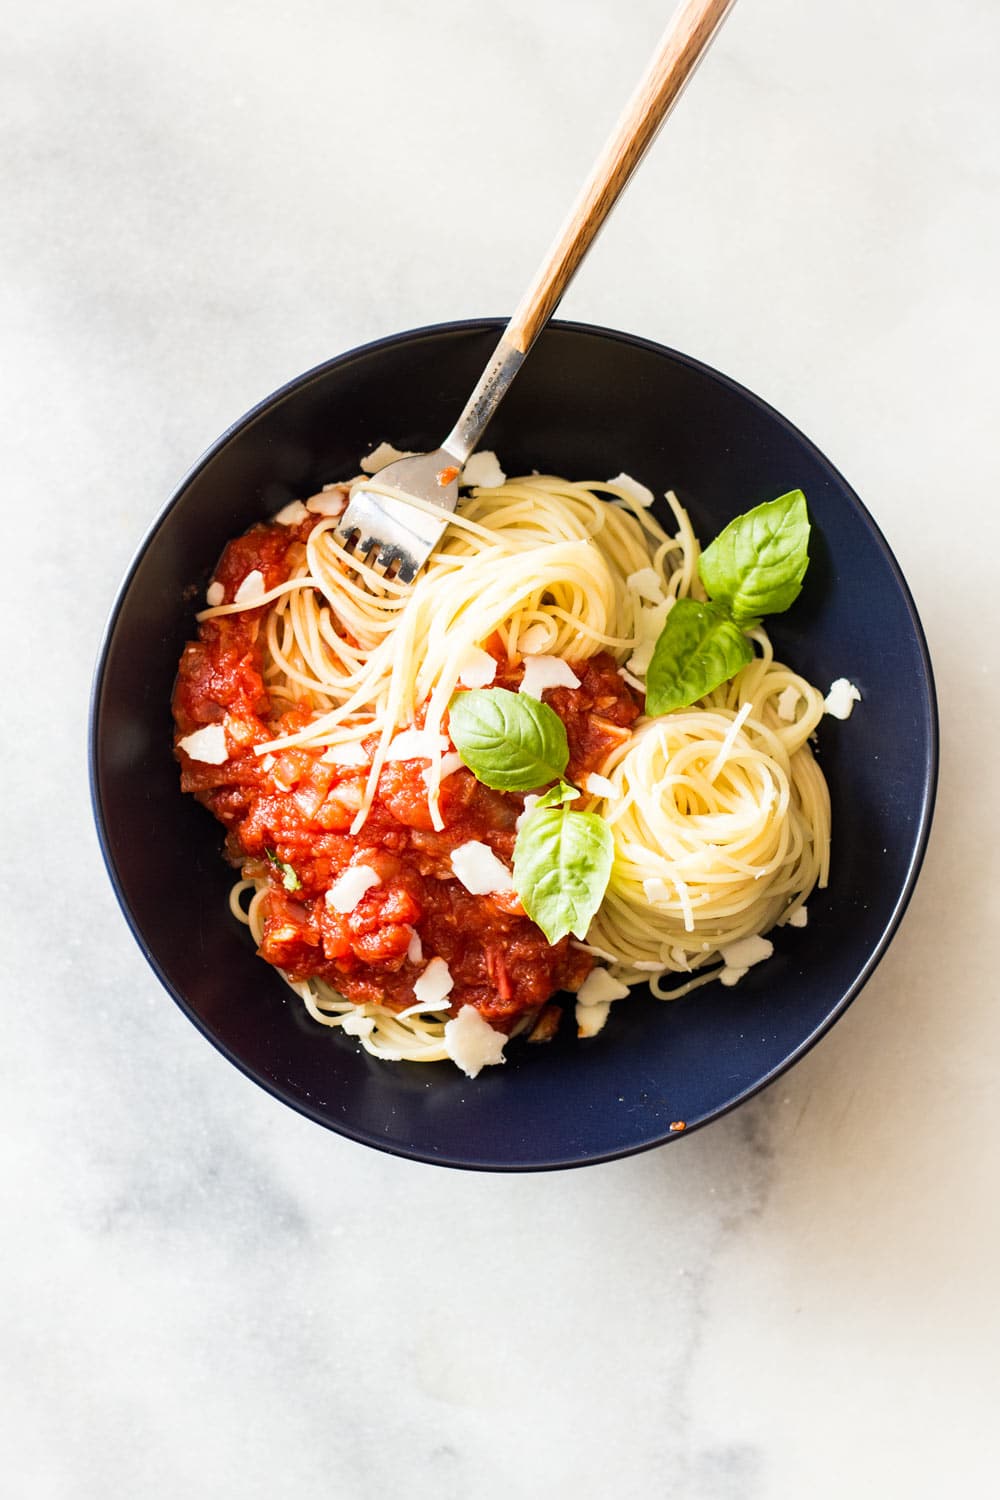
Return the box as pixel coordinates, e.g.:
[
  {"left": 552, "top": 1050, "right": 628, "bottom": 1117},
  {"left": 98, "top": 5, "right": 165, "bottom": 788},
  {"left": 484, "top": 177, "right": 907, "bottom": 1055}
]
[
  {"left": 266, "top": 848, "right": 301, "bottom": 892},
  {"left": 449, "top": 687, "right": 569, "bottom": 791},
  {"left": 698, "top": 490, "right": 810, "bottom": 623},
  {"left": 644, "top": 599, "right": 754, "bottom": 716},
  {"left": 513, "top": 806, "right": 613, "bottom": 944},
  {"left": 532, "top": 781, "right": 580, "bottom": 811}
]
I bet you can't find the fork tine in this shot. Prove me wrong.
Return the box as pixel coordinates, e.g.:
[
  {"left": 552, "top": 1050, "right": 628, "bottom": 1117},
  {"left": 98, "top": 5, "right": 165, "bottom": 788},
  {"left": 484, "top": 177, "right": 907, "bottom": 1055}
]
[{"left": 331, "top": 471, "right": 456, "bottom": 584}]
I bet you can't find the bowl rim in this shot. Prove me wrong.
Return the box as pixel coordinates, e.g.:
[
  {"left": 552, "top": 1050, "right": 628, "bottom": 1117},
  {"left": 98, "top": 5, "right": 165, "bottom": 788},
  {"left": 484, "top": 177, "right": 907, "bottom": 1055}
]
[{"left": 89, "top": 316, "right": 939, "bottom": 1170}]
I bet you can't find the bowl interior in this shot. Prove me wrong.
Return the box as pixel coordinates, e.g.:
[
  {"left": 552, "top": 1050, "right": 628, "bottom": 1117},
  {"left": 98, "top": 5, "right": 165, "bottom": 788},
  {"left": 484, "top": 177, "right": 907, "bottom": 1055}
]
[{"left": 91, "top": 321, "right": 937, "bottom": 1169}]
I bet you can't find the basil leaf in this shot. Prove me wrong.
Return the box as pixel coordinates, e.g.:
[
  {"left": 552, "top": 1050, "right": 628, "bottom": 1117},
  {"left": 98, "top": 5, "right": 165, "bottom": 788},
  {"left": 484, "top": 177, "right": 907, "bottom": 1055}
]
[
  {"left": 266, "top": 849, "right": 301, "bottom": 892},
  {"left": 532, "top": 781, "right": 580, "bottom": 811},
  {"left": 698, "top": 490, "right": 810, "bottom": 624},
  {"left": 513, "top": 806, "right": 613, "bottom": 944},
  {"left": 645, "top": 599, "right": 754, "bottom": 716},
  {"left": 449, "top": 687, "right": 569, "bottom": 791}
]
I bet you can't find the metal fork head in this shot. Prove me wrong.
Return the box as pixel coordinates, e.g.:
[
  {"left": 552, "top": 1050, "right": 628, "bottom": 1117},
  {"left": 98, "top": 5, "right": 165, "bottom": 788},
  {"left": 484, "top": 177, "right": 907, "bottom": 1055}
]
[{"left": 333, "top": 448, "right": 462, "bottom": 584}]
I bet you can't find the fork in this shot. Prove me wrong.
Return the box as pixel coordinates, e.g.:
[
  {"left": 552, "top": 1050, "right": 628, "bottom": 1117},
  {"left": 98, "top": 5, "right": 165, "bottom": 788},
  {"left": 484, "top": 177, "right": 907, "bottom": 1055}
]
[{"left": 335, "top": 0, "right": 737, "bottom": 583}]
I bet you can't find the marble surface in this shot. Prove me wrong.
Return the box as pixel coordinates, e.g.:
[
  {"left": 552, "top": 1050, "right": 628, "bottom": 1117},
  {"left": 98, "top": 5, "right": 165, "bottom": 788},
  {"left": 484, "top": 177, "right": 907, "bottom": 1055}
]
[{"left": 3, "top": 0, "right": 997, "bottom": 1494}]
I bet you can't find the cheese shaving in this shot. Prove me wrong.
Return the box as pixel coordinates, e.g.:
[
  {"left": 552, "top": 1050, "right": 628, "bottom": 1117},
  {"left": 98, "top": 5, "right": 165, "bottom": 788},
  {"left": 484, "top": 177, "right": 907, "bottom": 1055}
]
[
  {"left": 423, "top": 752, "right": 465, "bottom": 788},
  {"left": 520, "top": 655, "right": 581, "bottom": 698},
  {"left": 584, "top": 772, "right": 616, "bottom": 799},
  {"left": 576, "top": 1000, "right": 611, "bottom": 1038},
  {"left": 206, "top": 581, "right": 224, "bottom": 607},
  {"left": 234, "top": 569, "right": 266, "bottom": 605},
  {"left": 414, "top": 956, "right": 455, "bottom": 1008},
  {"left": 626, "top": 567, "right": 665, "bottom": 603},
  {"left": 442, "top": 1004, "right": 507, "bottom": 1077},
  {"left": 608, "top": 472, "right": 654, "bottom": 508},
  {"left": 340, "top": 1012, "right": 375, "bottom": 1038},
  {"left": 720, "top": 934, "right": 774, "bottom": 969},
  {"left": 177, "top": 724, "right": 228, "bottom": 765},
  {"left": 384, "top": 729, "right": 450, "bottom": 762},
  {"left": 305, "top": 489, "right": 347, "bottom": 517},
  {"left": 626, "top": 599, "right": 670, "bottom": 676},
  {"left": 325, "top": 865, "right": 381, "bottom": 914},
  {"left": 320, "top": 741, "right": 370, "bottom": 767},
  {"left": 274, "top": 500, "right": 309, "bottom": 526},
  {"left": 515, "top": 794, "right": 541, "bottom": 831},
  {"left": 457, "top": 646, "right": 498, "bottom": 688},
  {"left": 518, "top": 623, "right": 553, "bottom": 656},
  {"left": 360, "top": 441, "right": 414, "bottom": 474},
  {"left": 461, "top": 450, "right": 506, "bottom": 489},
  {"left": 576, "top": 968, "right": 630, "bottom": 1006},
  {"left": 449, "top": 841, "right": 514, "bottom": 896},
  {"left": 824, "top": 678, "right": 862, "bottom": 720}
]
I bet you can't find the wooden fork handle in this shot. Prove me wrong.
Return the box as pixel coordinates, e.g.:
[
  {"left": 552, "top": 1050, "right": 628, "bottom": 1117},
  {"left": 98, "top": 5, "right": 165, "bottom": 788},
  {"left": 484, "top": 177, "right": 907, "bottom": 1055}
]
[{"left": 506, "top": 0, "right": 737, "bottom": 354}]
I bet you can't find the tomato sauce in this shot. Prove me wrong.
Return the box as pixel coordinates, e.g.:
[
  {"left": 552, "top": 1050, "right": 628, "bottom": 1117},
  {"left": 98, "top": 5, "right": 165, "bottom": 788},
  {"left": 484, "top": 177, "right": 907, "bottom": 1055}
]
[{"left": 173, "top": 519, "right": 641, "bottom": 1030}]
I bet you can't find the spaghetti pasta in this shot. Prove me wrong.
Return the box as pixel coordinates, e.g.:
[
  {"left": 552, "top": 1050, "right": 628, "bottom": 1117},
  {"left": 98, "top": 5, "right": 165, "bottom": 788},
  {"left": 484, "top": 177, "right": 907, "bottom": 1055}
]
[{"left": 175, "top": 463, "right": 833, "bottom": 1071}]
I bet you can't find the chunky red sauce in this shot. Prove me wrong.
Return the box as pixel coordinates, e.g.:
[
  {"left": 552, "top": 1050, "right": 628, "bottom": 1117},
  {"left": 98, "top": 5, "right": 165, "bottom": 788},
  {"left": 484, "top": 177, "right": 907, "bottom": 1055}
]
[{"left": 173, "top": 518, "right": 641, "bottom": 1030}]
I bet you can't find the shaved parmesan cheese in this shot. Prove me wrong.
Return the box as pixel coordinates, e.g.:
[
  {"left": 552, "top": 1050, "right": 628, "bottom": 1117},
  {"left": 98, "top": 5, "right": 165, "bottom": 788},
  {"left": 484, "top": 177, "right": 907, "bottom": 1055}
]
[
  {"left": 461, "top": 450, "right": 506, "bottom": 489},
  {"left": 515, "top": 794, "right": 541, "bottom": 831},
  {"left": 443, "top": 1004, "right": 507, "bottom": 1077},
  {"left": 626, "top": 599, "right": 670, "bottom": 676},
  {"left": 518, "top": 623, "right": 553, "bottom": 656},
  {"left": 643, "top": 877, "right": 672, "bottom": 906},
  {"left": 776, "top": 686, "right": 800, "bottom": 722},
  {"left": 423, "top": 752, "right": 465, "bottom": 788},
  {"left": 576, "top": 968, "right": 629, "bottom": 1007},
  {"left": 414, "top": 956, "right": 454, "bottom": 1008},
  {"left": 360, "top": 441, "right": 414, "bottom": 474},
  {"left": 450, "top": 841, "right": 514, "bottom": 896},
  {"left": 274, "top": 499, "right": 309, "bottom": 526},
  {"left": 608, "top": 472, "right": 654, "bottom": 508},
  {"left": 234, "top": 569, "right": 266, "bottom": 605},
  {"left": 406, "top": 928, "right": 423, "bottom": 964},
  {"left": 576, "top": 1000, "right": 611, "bottom": 1038},
  {"left": 384, "top": 729, "right": 450, "bottom": 762},
  {"left": 720, "top": 934, "right": 773, "bottom": 969},
  {"left": 457, "top": 646, "right": 497, "bottom": 688},
  {"left": 633, "top": 960, "right": 668, "bottom": 972},
  {"left": 719, "top": 966, "right": 748, "bottom": 987},
  {"left": 205, "top": 581, "right": 225, "bottom": 607},
  {"left": 626, "top": 567, "right": 665, "bottom": 603},
  {"left": 520, "top": 655, "right": 581, "bottom": 699},
  {"left": 325, "top": 865, "right": 381, "bottom": 914},
  {"left": 260, "top": 754, "right": 275, "bottom": 770},
  {"left": 707, "top": 702, "right": 752, "bottom": 780},
  {"left": 178, "top": 724, "right": 228, "bottom": 765},
  {"left": 787, "top": 905, "right": 808, "bottom": 928},
  {"left": 340, "top": 1012, "right": 375, "bottom": 1039},
  {"left": 584, "top": 772, "right": 616, "bottom": 799},
  {"left": 321, "top": 741, "right": 370, "bottom": 767},
  {"left": 305, "top": 489, "right": 347, "bottom": 517},
  {"left": 824, "top": 678, "right": 862, "bottom": 720}
]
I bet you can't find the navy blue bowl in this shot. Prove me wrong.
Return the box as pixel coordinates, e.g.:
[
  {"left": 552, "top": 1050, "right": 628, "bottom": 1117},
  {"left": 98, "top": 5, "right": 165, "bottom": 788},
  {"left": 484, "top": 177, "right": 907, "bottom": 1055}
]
[{"left": 90, "top": 320, "right": 937, "bottom": 1170}]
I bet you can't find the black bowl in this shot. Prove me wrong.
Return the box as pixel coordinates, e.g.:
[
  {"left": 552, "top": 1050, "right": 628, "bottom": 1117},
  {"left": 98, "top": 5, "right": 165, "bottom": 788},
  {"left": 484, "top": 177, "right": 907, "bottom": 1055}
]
[{"left": 90, "top": 320, "right": 937, "bottom": 1170}]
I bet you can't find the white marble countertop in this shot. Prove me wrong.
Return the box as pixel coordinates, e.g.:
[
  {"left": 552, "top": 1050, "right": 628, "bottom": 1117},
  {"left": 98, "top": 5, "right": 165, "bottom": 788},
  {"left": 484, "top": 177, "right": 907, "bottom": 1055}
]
[{"left": 3, "top": 1, "right": 997, "bottom": 1494}]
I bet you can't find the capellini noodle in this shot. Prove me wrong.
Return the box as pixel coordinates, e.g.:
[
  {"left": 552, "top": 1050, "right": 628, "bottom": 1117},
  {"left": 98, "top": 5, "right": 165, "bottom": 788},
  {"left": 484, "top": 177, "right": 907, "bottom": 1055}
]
[{"left": 190, "top": 470, "right": 832, "bottom": 1065}]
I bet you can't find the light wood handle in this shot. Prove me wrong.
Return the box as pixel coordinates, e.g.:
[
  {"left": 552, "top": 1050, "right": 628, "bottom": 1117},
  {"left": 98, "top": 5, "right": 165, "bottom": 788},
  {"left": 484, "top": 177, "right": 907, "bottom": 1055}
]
[{"left": 506, "top": 0, "right": 737, "bottom": 354}]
